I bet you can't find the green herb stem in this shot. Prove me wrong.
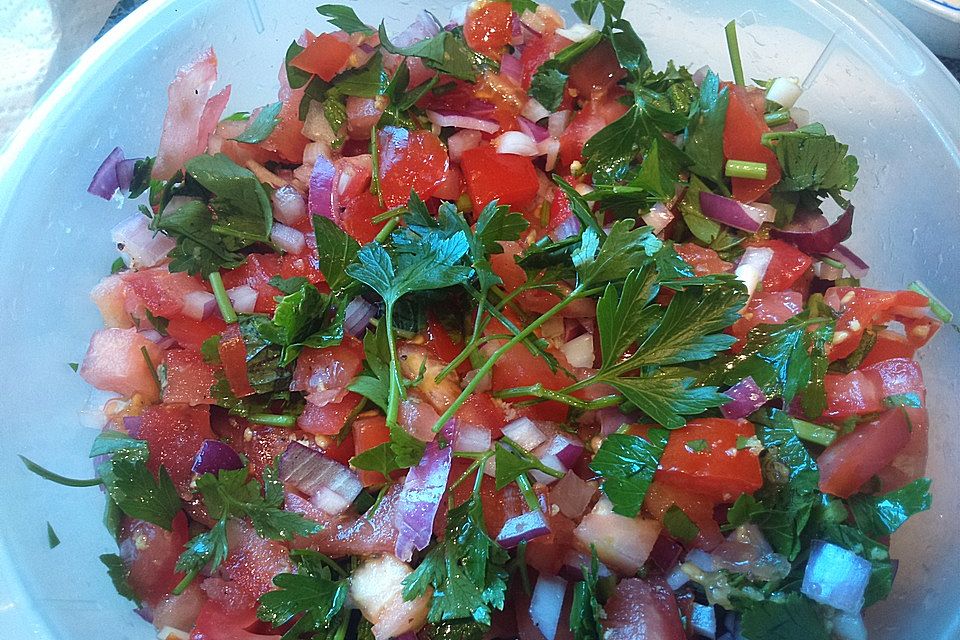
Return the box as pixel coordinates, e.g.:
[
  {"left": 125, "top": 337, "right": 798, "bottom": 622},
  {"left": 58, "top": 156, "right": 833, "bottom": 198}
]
[
  {"left": 384, "top": 302, "right": 403, "bottom": 429},
  {"left": 725, "top": 159, "right": 769, "bottom": 180},
  {"left": 908, "top": 280, "right": 953, "bottom": 323},
  {"left": 493, "top": 384, "right": 622, "bottom": 411},
  {"left": 248, "top": 413, "right": 298, "bottom": 428},
  {"left": 499, "top": 436, "right": 565, "bottom": 480},
  {"left": 789, "top": 417, "right": 837, "bottom": 447},
  {"left": 209, "top": 271, "right": 238, "bottom": 323},
  {"left": 140, "top": 346, "right": 163, "bottom": 395},
  {"left": 515, "top": 473, "right": 541, "bottom": 512},
  {"left": 172, "top": 566, "right": 201, "bottom": 596},
  {"left": 371, "top": 205, "right": 408, "bottom": 224},
  {"left": 19, "top": 455, "right": 102, "bottom": 487},
  {"left": 764, "top": 109, "right": 791, "bottom": 127},
  {"left": 725, "top": 20, "right": 746, "bottom": 87},
  {"left": 369, "top": 125, "right": 382, "bottom": 205},
  {"left": 374, "top": 216, "right": 400, "bottom": 244},
  {"left": 431, "top": 285, "right": 586, "bottom": 432}
]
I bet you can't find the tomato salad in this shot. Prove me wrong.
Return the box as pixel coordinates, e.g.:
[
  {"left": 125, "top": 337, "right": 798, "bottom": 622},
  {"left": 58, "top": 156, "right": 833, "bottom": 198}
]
[{"left": 27, "top": 2, "right": 950, "bottom": 640}]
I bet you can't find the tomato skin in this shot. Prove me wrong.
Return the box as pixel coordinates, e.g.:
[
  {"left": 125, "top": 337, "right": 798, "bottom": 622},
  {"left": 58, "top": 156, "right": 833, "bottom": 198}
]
[
  {"left": 339, "top": 191, "right": 386, "bottom": 244},
  {"left": 321, "top": 431, "right": 355, "bottom": 466},
  {"left": 119, "top": 512, "right": 189, "bottom": 607},
  {"left": 378, "top": 126, "right": 449, "bottom": 208},
  {"left": 455, "top": 392, "right": 507, "bottom": 438},
  {"left": 746, "top": 239, "right": 813, "bottom": 292},
  {"left": 425, "top": 315, "right": 463, "bottom": 364},
  {"left": 567, "top": 40, "right": 626, "bottom": 96},
  {"left": 298, "top": 396, "right": 363, "bottom": 436},
  {"left": 861, "top": 330, "right": 917, "bottom": 367},
  {"left": 291, "top": 31, "right": 353, "bottom": 81},
  {"left": 291, "top": 337, "right": 364, "bottom": 399},
  {"left": 353, "top": 415, "right": 392, "bottom": 486},
  {"left": 461, "top": 145, "right": 541, "bottom": 213},
  {"left": 261, "top": 58, "right": 309, "bottom": 164},
  {"left": 826, "top": 287, "right": 931, "bottom": 361},
  {"left": 167, "top": 315, "right": 226, "bottom": 352},
  {"left": 818, "top": 409, "right": 912, "bottom": 498},
  {"left": 190, "top": 599, "right": 272, "bottom": 640},
  {"left": 138, "top": 404, "right": 215, "bottom": 493},
  {"left": 218, "top": 324, "right": 254, "bottom": 398},
  {"left": 723, "top": 86, "right": 781, "bottom": 202},
  {"left": 79, "top": 328, "right": 166, "bottom": 403},
  {"left": 655, "top": 418, "right": 762, "bottom": 502},
  {"left": 163, "top": 349, "right": 216, "bottom": 405},
  {"left": 602, "top": 578, "right": 686, "bottom": 640},
  {"left": 559, "top": 102, "right": 608, "bottom": 169},
  {"left": 465, "top": 2, "right": 515, "bottom": 60}
]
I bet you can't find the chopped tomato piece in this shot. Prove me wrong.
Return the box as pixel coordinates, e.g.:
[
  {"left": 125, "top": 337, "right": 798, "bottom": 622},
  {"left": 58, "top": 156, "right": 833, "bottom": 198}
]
[
  {"left": 220, "top": 254, "right": 283, "bottom": 314},
  {"left": 860, "top": 330, "right": 917, "bottom": 367},
  {"left": 826, "top": 287, "right": 931, "bottom": 361},
  {"left": 723, "top": 86, "right": 781, "bottom": 202},
  {"left": 675, "top": 243, "right": 732, "bottom": 276},
  {"left": 353, "top": 415, "right": 392, "bottom": 486},
  {"left": 119, "top": 512, "right": 189, "bottom": 606},
  {"left": 455, "top": 392, "right": 507, "bottom": 438},
  {"left": 568, "top": 40, "right": 626, "bottom": 96},
  {"left": 818, "top": 409, "right": 912, "bottom": 498},
  {"left": 291, "top": 31, "right": 353, "bottom": 81},
  {"left": 444, "top": 460, "right": 525, "bottom": 537},
  {"left": 78, "top": 328, "right": 165, "bottom": 403},
  {"left": 644, "top": 482, "right": 723, "bottom": 551},
  {"left": 291, "top": 337, "right": 364, "bottom": 401},
  {"left": 823, "top": 369, "right": 882, "bottom": 420},
  {"left": 163, "top": 349, "right": 216, "bottom": 405},
  {"left": 465, "top": 2, "right": 515, "bottom": 60},
  {"left": 260, "top": 60, "right": 309, "bottom": 164},
  {"left": 519, "top": 32, "right": 572, "bottom": 89},
  {"left": 190, "top": 600, "right": 271, "bottom": 640},
  {"left": 378, "top": 126, "right": 449, "bottom": 208},
  {"left": 746, "top": 239, "right": 813, "bottom": 292},
  {"left": 729, "top": 291, "right": 804, "bottom": 346},
  {"left": 424, "top": 316, "right": 463, "bottom": 365},
  {"left": 655, "top": 418, "right": 762, "bottom": 502},
  {"left": 339, "top": 191, "right": 386, "bottom": 244},
  {"left": 559, "top": 101, "right": 608, "bottom": 170},
  {"left": 123, "top": 267, "right": 206, "bottom": 318},
  {"left": 461, "top": 145, "right": 540, "bottom": 213},
  {"left": 167, "top": 314, "right": 226, "bottom": 352},
  {"left": 217, "top": 324, "right": 254, "bottom": 398},
  {"left": 602, "top": 578, "right": 685, "bottom": 640},
  {"left": 298, "top": 396, "right": 363, "bottom": 436},
  {"left": 138, "top": 404, "right": 215, "bottom": 493}
]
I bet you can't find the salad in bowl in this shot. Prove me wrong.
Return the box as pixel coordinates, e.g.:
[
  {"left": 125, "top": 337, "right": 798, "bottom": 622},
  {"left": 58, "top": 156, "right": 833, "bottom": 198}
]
[{"left": 22, "top": 1, "right": 949, "bottom": 639}]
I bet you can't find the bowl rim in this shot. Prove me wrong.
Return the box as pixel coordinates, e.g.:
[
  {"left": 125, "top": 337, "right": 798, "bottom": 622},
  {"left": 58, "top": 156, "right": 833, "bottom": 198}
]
[
  {"left": 907, "top": 0, "right": 960, "bottom": 23},
  {"left": 0, "top": 0, "right": 957, "bottom": 638}
]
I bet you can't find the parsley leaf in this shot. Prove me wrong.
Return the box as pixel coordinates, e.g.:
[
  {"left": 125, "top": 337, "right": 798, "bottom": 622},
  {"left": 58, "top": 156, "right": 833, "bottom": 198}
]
[
  {"left": 611, "top": 371, "right": 730, "bottom": 429},
  {"left": 739, "top": 593, "right": 829, "bottom": 640},
  {"left": 100, "top": 553, "right": 141, "bottom": 606},
  {"left": 348, "top": 323, "right": 391, "bottom": 411},
  {"left": 378, "top": 21, "right": 477, "bottom": 81},
  {"left": 230, "top": 101, "right": 282, "bottom": 144},
  {"left": 684, "top": 70, "right": 730, "bottom": 190},
  {"left": 663, "top": 504, "right": 699, "bottom": 543},
  {"left": 849, "top": 477, "right": 932, "bottom": 538},
  {"left": 530, "top": 31, "right": 603, "bottom": 110},
  {"left": 569, "top": 549, "right": 605, "bottom": 640},
  {"left": 574, "top": 219, "right": 662, "bottom": 285},
  {"left": 335, "top": 52, "right": 389, "bottom": 98},
  {"left": 677, "top": 176, "right": 722, "bottom": 243},
  {"left": 258, "top": 550, "right": 350, "bottom": 640},
  {"left": 590, "top": 429, "right": 669, "bottom": 517},
  {"left": 402, "top": 491, "right": 509, "bottom": 625},
  {"left": 767, "top": 124, "right": 859, "bottom": 206},
  {"left": 316, "top": 4, "right": 374, "bottom": 34}
]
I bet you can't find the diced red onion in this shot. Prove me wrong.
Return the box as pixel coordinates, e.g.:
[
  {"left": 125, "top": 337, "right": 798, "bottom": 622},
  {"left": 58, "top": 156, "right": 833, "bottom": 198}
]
[
  {"left": 227, "top": 285, "right": 258, "bottom": 314},
  {"left": 308, "top": 155, "right": 337, "bottom": 220},
  {"left": 272, "top": 185, "right": 307, "bottom": 226},
  {"left": 597, "top": 407, "right": 632, "bottom": 435},
  {"left": 500, "top": 53, "right": 522, "bottom": 83},
  {"left": 766, "top": 77, "right": 804, "bottom": 110},
  {"left": 713, "top": 525, "right": 791, "bottom": 581},
  {"left": 692, "top": 65, "right": 710, "bottom": 87},
  {"left": 394, "top": 440, "right": 452, "bottom": 561},
  {"left": 394, "top": 11, "right": 442, "bottom": 47},
  {"left": 801, "top": 539, "right": 872, "bottom": 613},
  {"left": 548, "top": 111, "right": 571, "bottom": 138},
  {"left": 666, "top": 564, "right": 690, "bottom": 590},
  {"left": 550, "top": 471, "right": 596, "bottom": 519},
  {"left": 825, "top": 243, "right": 870, "bottom": 279},
  {"left": 735, "top": 247, "right": 775, "bottom": 298},
  {"left": 720, "top": 377, "right": 768, "bottom": 419},
  {"left": 344, "top": 297, "right": 378, "bottom": 337},
  {"left": 699, "top": 192, "right": 768, "bottom": 233},
  {"left": 832, "top": 610, "right": 868, "bottom": 640},
  {"left": 140, "top": 329, "right": 176, "bottom": 350},
  {"left": 502, "top": 417, "right": 547, "bottom": 451},
  {"left": 494, "top": 131, "right": 540, "bottom": 156},
  {"left": 111, "top": 214, "right": 176, "bottom": 268},
  {"left": 518, "top": 116, "right": 550, "bottom": 143},
  {"left": 642, "top": 202, "right": 674, "bottom": 235},
  {"left": 123, "top": 416, "right": 143, "bottom": 438},
  {"left": 559, "top": 333, "right": 595, "bottom": 369},
  {"left": 116, "top": 159, "right": 137, "bottom": 192},
  {"left": 550, "top": 214, "right": 581, "bottom": 241},
  {"left": 685, "top": 548, "right": 716, "bottom": 572},
  {"left": 536, "top": 433, "right": 584, "bottom": 469},
  {"left": 454, "top": 423, "right": 492, "bottom": 453},
  {"left": 521, "top": 98, "right": 550, "bottom": 123},
  {"left": 560, "top": 550, "right": 614, "bottom": 582},
  {"left": 270, "top": 223, "right": 306, "bottom": 255},
  {"left": 690, "top": 603, "right": 717, "bottom": 640},
  {"left": 529, "top": 574, "right": 567, "bottom": 640},
  {"left": 519, "top": 9, "right": 545, "bottom": 35},
  {"left": 426, "top": 110, "right": 500, "bottom": 134},
  {"left": 509, "top": 12, "right": 524, "bottom": 45},
  {"left": 539, "top": 137, "right": 561, "bottom": 172},
  {"left": 183, "top": 290, "right": 217, "bottom": 321},
  {"left": 496, "top": 508, "right": 551, "bottom": 548},
  {"left": 771, "top": 206, "right": 855, "bottom": 254},
  {"left": 88, "top": 146, "right": 126, "bottom": 200},
  {"left": 818, "top": 261, "right": 844, "bottom": 281},
  {"left": 447, "top": 129, "right": 483, "bottom": 163},
  {"left": 649, "top": 535, "right": 685, "bottom": 573},
  {"left": 192, "top": 439, "right": 243, "bottom": 475},
  {"left": 279, "top": 442, "right": 363, "bottom": 516},
  {"left": 530, "top": 453, "right": 566, "bottom": 484}
]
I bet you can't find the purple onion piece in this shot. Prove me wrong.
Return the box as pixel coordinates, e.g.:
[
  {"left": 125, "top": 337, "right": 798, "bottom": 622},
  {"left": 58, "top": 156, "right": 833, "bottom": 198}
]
[
  {"left": 88, "top": 146, "right": 125, "bottom": 200},
  {"left": 115, "top": 158, "right": 138, "bottom": 193},
  {"left": 699, "top": 191, "right": 765, "bottom": 233},
  {"left": 529, "top": 574, "right": 567, "bottom": 640},
  {"left": 393, "top": 440, "right": 453, "bottom": 561},
  {"left": 123, "top": 416, "right": 143, "bottom": 438},
  {"left": 343, "top": 297, "right": 378, "bottom": 337},
  {"left": 825, "top": 243, "right": 870, "bottom": 279},
  {"left": 550, "top": 471, "right": 596, "bottom": 519},
  {"left": 551, "top": 214, "right": 581, "bottom": 241},
  {"left": 801, "top": 539, "right": 872, "bottom": 613},
  {"left": 426, "top": 110, "right": 500, "bottom": 134},
  {"left": 771, "top": 206, "right": 855, "bottom": 254},
  {"left": 279, "top": 442, "right": 362, "bottom": 516},
  {"left": 690, "top": 603, "right": 717, "bottom": 640},
  {"left": 500, "top": 52, "right": 522, "bottom": 82},
  {"left": 720, "top": 376, "right": 768, "bottom": 420},
  {"left": 496, "top": 509, "right": 551, "bottom": 548},
  {"left": 648, "top": 535, "right": 684, "bottom": 573},
  {"left": 518, "top": 116, "right": 550, "bottom": 142},
  {"left": 192, "top": 439, "right": 244, "bottom": 475},
  {"left": 308, "top": 155, "right": 337, "bottom": 220}
]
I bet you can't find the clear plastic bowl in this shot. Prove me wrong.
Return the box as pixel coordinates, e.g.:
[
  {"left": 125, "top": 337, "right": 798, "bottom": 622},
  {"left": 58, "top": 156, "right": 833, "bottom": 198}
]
[{"left": 0, "top": 1, "right": 957, "bottom": 638}]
